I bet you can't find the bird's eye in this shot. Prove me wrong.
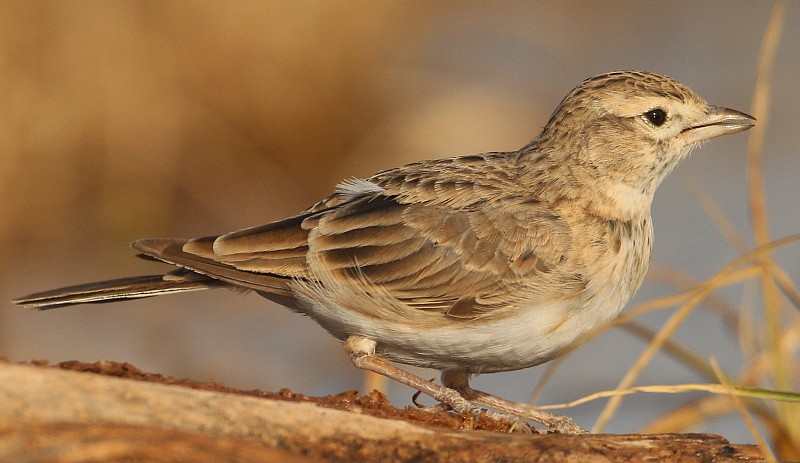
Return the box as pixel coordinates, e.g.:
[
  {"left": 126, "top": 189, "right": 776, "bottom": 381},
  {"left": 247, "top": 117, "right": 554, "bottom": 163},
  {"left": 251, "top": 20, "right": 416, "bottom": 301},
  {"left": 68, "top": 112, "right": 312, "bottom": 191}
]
[{"left": 644, "top": 108, "right": 667, "bottom": 126}]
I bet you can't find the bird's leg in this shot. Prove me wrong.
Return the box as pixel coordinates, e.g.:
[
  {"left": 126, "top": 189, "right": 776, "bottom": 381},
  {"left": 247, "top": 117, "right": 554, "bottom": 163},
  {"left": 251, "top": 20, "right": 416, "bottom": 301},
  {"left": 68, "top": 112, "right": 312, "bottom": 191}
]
[
  {"left": 345, "top": 336, "right": 484, "bottom": 417},
  {"left": 441, "top": 370, "right": 587, "bottom": 434},
  {"left": 344, "top": 337, "right": 585, "bottom": 433}
]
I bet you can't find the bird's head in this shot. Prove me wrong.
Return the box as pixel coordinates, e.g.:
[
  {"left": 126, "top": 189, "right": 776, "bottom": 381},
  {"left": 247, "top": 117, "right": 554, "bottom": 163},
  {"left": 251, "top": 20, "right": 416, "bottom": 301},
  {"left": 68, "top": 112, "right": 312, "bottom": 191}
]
[{"left": 534, "top": 71, "right": 755, "bottom": 217}]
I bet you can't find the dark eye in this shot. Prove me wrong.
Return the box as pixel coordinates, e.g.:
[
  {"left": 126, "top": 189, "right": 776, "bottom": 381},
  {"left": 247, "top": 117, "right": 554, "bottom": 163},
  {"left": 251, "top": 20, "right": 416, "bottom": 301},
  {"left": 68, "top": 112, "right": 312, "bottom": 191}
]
[{"left": 644, "top": 108, "right": 667, "bottom": 126}]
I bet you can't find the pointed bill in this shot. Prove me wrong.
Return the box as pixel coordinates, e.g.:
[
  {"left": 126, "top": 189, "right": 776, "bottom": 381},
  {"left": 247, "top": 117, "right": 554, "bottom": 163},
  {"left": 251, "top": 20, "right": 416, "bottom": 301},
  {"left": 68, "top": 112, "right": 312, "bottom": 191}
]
[{"left": 682, "top": 106, "right": 756, "bottom": 145}]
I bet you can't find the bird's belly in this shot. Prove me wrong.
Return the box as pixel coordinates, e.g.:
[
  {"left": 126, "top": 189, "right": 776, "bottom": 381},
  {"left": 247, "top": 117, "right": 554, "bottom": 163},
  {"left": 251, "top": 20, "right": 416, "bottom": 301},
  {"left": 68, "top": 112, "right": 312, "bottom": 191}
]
[
  {"left": 290, "top": 248, "right": 639, "bottom": 373},
  {"left": 369, "top": 296, "right": 624, "bottom": 373}
]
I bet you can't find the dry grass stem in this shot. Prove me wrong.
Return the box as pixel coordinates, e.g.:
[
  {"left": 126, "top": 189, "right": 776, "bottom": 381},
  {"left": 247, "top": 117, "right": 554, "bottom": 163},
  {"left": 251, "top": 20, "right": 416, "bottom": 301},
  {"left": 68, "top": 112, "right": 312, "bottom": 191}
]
[{"left": 710, "top": 359, "right": 779, "bottom": 463}]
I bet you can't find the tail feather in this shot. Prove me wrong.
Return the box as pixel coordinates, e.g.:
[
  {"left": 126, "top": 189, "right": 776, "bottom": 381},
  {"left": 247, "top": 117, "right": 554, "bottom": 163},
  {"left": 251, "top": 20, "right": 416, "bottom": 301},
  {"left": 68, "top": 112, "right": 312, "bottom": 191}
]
[{"left": 12, "top": 272, "right": 223, "bottom": 310}]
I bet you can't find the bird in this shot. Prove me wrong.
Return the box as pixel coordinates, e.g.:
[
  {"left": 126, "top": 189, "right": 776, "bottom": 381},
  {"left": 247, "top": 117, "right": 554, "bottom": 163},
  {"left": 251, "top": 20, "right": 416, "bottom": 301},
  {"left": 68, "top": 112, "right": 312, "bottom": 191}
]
[{"left": 14, "top": 70, "right": 755, "bottom": 433}]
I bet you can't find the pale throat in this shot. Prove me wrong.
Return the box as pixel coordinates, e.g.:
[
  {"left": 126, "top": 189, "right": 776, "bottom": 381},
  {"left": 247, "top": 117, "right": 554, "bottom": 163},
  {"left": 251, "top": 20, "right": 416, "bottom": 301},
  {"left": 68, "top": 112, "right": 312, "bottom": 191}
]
[{"left": 589, "top": 179, "right": 653, "bottom": 220}]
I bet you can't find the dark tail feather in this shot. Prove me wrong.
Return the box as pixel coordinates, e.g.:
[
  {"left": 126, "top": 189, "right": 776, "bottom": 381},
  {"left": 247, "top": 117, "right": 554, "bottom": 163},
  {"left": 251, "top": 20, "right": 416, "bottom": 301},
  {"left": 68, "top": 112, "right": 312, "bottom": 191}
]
[{"left": 12, "top": 272, "right": 223, "bottom": 310}]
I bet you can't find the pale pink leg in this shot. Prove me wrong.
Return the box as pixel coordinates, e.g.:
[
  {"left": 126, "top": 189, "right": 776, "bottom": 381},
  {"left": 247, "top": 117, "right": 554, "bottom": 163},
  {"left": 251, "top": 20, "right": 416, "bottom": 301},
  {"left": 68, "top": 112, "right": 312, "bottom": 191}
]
[
  {"left": 442, "top": 370, "right": 587, "bottom": 434},
  {"left": 345, "top": 336, "right": 586, "bottom": 434}
]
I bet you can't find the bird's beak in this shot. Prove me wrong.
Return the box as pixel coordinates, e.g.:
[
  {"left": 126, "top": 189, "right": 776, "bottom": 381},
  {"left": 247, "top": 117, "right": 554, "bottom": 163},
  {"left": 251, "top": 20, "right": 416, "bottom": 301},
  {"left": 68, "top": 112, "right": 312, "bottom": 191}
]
[{"left": 682, "top": 106, "right": 756, "bottom": 144}]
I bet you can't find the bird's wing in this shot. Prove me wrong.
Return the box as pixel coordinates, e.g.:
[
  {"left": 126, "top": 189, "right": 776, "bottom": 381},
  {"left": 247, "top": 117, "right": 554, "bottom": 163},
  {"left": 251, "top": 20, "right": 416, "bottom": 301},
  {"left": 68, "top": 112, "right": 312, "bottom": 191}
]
[
  {"left": 301, "top": 192, "right": 583, "bottom": 318},
  {"left": 136, "top": 155, "right": 585, "bottom": 319}
]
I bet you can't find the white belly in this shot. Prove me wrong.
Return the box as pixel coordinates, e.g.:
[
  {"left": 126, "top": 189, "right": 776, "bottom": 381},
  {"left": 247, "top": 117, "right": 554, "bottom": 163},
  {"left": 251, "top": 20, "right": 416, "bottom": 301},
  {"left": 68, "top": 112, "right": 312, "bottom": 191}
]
[{"left": 291, "top": 280, "right": 630, "bottom": 373}]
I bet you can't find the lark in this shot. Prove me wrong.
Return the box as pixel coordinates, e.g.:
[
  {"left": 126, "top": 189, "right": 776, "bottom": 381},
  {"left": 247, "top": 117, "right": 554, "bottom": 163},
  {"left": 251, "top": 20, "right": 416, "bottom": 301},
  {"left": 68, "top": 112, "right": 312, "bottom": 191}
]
[{"left": 14, "top": 71, "right": 754, "bottom": 433}]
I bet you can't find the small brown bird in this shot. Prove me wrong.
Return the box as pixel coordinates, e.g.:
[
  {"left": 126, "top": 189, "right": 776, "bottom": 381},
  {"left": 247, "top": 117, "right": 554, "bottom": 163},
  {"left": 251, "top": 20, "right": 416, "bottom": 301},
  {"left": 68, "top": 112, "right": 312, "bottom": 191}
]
[{"left": 14, "top": 71, "right": 754, "bottom": 433}]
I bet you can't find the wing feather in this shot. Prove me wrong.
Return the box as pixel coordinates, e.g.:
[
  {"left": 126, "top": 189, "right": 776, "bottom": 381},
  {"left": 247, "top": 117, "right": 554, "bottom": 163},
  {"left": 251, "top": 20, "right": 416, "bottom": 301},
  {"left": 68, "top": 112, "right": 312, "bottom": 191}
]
[{"left": 138, "top": 155, "right": 581, "bottom": 320}]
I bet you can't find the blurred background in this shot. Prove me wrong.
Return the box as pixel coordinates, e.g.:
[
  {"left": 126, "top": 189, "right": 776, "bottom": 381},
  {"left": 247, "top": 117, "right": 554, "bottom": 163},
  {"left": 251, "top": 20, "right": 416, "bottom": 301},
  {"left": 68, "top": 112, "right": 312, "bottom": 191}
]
[{"left": 1, "top": 0, "right": 798, "bottom": 444}]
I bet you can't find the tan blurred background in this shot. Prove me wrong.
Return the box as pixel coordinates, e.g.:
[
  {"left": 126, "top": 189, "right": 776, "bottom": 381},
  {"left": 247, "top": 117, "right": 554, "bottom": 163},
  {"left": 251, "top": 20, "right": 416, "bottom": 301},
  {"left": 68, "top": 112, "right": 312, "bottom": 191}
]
[{"left": 1, "top": 1, "right": 798, "bottom": 442}]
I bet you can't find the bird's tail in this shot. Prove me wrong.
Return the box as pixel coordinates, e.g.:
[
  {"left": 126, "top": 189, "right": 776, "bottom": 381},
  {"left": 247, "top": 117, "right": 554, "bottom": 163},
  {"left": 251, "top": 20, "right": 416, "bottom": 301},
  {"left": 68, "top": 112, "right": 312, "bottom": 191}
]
[{"left": 12, "top": 271, "right": 223, "bottom": 310}]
